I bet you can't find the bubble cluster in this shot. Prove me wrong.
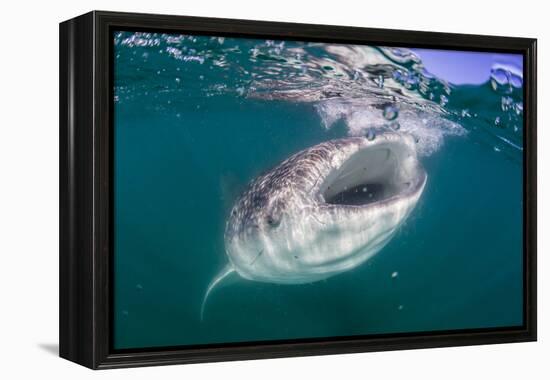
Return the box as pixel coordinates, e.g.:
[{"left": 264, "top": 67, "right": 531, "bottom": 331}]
[
  {"left": 113, "top": 31, "right": 523, "bottom": 160},
  {"left": 490, "top": 64, "right": 523, "bottom": 94}
]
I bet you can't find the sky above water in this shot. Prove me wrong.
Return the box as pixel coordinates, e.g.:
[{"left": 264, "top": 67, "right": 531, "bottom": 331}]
[{"left": 411, "top": 49, "right": 523, "bottom": 85}]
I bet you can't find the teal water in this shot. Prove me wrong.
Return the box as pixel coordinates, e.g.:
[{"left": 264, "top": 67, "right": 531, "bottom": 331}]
[{"left": 113, "top": 32, "right": 523, "bottom": 349}]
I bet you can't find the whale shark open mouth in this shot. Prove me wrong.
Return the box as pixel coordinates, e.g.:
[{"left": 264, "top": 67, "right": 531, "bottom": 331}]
[{"left": 320, "top": 141, "right": 422, "bottom": 207}]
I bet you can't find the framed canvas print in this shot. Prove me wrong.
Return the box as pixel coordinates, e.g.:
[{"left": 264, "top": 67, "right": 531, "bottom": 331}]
[{"left": 59, "top": 11, "right": 537, "bottom": 369}]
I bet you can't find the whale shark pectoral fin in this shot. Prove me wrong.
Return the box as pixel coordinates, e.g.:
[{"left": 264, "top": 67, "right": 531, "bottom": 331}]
[{"left": 200, "top": 264, "right": 236, "bottom": 322}]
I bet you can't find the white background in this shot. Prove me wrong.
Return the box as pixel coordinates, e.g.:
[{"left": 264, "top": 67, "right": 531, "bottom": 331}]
[{"left": 0, "top": 0, "right": 547, "bottom": 378}]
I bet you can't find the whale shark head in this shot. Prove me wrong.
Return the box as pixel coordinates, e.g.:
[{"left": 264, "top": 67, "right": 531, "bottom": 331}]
[{"left": 224, "top": 132, "right": 427, "bottom": 284}]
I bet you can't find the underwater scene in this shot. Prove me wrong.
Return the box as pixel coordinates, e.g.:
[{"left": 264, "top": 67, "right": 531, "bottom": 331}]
[{"left": 113, "top": 31, "right": 524, "bottom": 349}]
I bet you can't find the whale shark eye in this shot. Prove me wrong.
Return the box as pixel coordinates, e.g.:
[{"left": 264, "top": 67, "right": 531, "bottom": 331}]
[{"left": 266, "top": 214, "right": 281, "bottom": 228}]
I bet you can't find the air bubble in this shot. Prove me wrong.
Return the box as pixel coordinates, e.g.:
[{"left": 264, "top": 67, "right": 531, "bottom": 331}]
[
  {"left": 376, "top": 74, "right": 385, "bottom": 88},
  {"left": 366, "top": 130, "right": 376, "bottom": 141},
  {"left": 389, "top": 121, "right": 400, "bottom": 131},
  {"left": 391, "top": 271, "right": 399, "bottom": 278},
  {"left": 491, "top": 68, "right": 508, "bottom": 86},
  {"left": 405, "top": 74, "right": 419, "bottom": 89},
  {"left": 383, "top": 104, "right": 399, "bottom": 120},
  {"left": 510, "top": 73, "right": 523, "bottom": 88}
]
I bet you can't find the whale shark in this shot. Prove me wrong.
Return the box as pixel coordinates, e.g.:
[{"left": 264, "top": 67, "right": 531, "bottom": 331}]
[{"left": 201, "top": 131, "right": 427, "bottom": 319}]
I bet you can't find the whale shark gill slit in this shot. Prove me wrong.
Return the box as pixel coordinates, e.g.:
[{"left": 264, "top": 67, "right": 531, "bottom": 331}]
[{"left": 250, "top": 250, "right": 264, "bottom": 265}]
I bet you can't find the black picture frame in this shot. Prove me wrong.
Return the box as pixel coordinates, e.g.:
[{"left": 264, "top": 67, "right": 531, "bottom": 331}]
[{"left": 59, "top": 10, "right": 537, "bottom": 369}]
